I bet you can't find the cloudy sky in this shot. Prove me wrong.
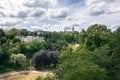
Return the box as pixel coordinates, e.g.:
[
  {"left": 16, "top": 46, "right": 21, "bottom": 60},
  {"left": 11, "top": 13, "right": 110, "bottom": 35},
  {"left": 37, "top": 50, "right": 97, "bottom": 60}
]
[{"left": 0, "top": 0, "right": 120, "bottom": 31}]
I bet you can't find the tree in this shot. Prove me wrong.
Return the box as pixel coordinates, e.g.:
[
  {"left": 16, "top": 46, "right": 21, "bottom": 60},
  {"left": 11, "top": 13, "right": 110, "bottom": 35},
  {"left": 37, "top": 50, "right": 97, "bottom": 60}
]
[
  {"left": 80, "top": 24, "right": 111, "bottom": 50},
  {"left": 0, "top": 29, "right": 5, "bottom": 45},
  {"left": 109, "top": 48, "right": 120, "bottom": 80},
  {"left": 0, "top": 44, "right": 10, "bottom": 66},
  {"left": 108, "top": 27, "right": 120, "bottom": 80},
  {"left": 6, "top": 28, "right": 20, "bottom": 39},
  {"left": 0, "top": 29, "right": 5, "bottom": 38},
  {"left": 110, "top": 27, "right": 120, "bottom": 49},
  {"left": 0, "top": 37, "right": 7, "bottom": 45},
  {"left": 92, "top": 45, "right": 113, "bottom": 80},
  {"left": 79, "top": 29, "right": 86, "bottom": 44},
  {"left": 33, "top": 50, "right": 59, "bottom": 69},
  {"left": 55, "top": 49, "right": 107, "bottom": 80},
  {"left": 63, "top": 32, "right": 74, "bottom": 43},
  {"left": 10, "top": 53, "right": 27, "bottom": 70},
  {"left": 93, "top": 45, "right": 111, "bottom": 68},
  {"left": 20, "top": 29, "right": 29, "bottom": 36}
]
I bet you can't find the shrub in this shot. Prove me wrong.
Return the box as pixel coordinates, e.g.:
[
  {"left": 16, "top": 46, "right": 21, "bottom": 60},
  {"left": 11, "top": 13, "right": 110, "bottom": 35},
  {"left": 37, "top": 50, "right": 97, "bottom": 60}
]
[{"left": 33, "top": 50, "right": 59, "bottom": 70}]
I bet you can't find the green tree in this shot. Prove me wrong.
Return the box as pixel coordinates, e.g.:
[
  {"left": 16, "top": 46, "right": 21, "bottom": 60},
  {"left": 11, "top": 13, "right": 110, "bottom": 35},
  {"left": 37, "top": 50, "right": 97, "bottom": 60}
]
[
  {"left": 79, "top": 29, "right": 86, "bottom": 45},
  {"left": 33, "top": 50, "right": 59, "bottom": 70},
  {"left": 0, "top": 29, "right": 5, "bottom": 38},
  {"left": 6, "top": 28, "right": 20, "bottom": 39},
  {"left": 10, "top": 53, "right": 27, "bottom": 70},
  {"left": 108, "top": 27, "right": 120, "bottom": 80},
  {"left": 0, "top": 29, "right": 6, "bottom": 45},
  {"left": 80, "top": 24, "right": 111, "bottom": 50},
  {"left": 93, "top": 45, "right": 111, "bottom": 67},
  {"left": 55, "top": 49, "right": 107, "bottom": 80},
  {"left": 0, "top": 37, "right": 7, "bottom": 45}
]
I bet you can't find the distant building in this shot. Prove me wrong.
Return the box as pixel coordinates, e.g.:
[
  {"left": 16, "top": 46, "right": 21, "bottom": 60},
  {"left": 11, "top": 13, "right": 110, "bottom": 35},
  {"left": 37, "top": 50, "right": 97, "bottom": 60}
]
[
  {"left": 15, "top": 35, "right": 44, "bottom": 42},
  {"left": 25, "top": 36, "right": 33, "bottom": 42}
]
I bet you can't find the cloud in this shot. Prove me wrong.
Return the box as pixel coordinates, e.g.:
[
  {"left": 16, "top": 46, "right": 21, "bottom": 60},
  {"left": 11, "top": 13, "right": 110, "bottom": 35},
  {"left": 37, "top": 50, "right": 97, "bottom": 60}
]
[
  {"left": 85, "top": 0, "right": 106, "bottom": 16},
  {"left": 0, "top": 0, "right": 69, "bottom": 31},
  {"left": 85, "top": 0, "right": 120, "bottom": 16},
  {"left": 47, "top": 8, "right": 68, "bottom": 19},
  {"left": 107, "top": 7, "right": 120, "bottom": 14},
  {"left": 29, "top": 8, "right": 45, "bottom": 17},
  {"left": 0, "top": 0, "right": 63, "bottom": 29},
  {"left": 24, "top": 0, "right": 58, "bottom": 8},
  {"left": 105, "top": 1, "right": 120, "bottom": 14},
  {"left": 89, "top": 9, "right": 105, "bottom": 16},
  {"left": 0, "top": 18, "right": 22, "bottom": 26},
  {"left": 16, "top": 11, "right": 28, "bottom": 18},
  {"left": 64, "top": 26, "right": 72, "bottom": 31},
  {"left": 0, "top": 0, "right": 28, "bottom": 18},
  {"left": 0, "top": 11, "right": 5, "bottom": 17}
]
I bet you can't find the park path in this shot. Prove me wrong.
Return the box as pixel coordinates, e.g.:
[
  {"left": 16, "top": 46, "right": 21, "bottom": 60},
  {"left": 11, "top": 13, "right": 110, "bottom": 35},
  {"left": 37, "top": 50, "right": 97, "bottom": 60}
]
[{"left": 0, "top": 70, "right": 52, "bottom": 78}]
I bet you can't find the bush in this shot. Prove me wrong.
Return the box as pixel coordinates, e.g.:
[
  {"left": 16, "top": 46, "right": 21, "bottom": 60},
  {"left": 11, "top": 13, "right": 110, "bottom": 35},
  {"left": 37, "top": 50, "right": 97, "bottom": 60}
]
[
  {"left": 36, "top": 76, "right": 55, "bottom": 80},
  {"left": 33, "top": 50, "right": 59, "bottom": 70},
  {"left": 36, "top": 76, "right": 42, "bottom": 80},
  {"left": 10, "top": 53, "right": 27, "bottom": 69}
]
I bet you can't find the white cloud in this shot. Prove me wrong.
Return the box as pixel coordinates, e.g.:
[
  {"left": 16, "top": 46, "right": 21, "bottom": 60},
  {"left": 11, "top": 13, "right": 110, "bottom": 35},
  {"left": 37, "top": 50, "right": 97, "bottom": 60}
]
[
  {"left": 0, "top": 0, "right": 69, "bottom": 28},
  {"left": 24, "top": 0, "right": 58, "bottom": 8},
  {"left": 106, "top": 1, "right": 120, "bottom": 14},
  {"left": 0, "top": 0, "right": 27, "bottom": 18},
  {"left": 85, "top": 0, "right": 120, "bottom": 16},
  {"left": 47, "top": 8, "right": 68, "bottom": 19},
  {"left": 86, "top": 0, "right": 106, "bottom": 16},
  {"left": 0, "top": 18, "right": 22, "bottom": 26},
  {"left": 29, "top": 8, "right": 46, "bottom": 17}
]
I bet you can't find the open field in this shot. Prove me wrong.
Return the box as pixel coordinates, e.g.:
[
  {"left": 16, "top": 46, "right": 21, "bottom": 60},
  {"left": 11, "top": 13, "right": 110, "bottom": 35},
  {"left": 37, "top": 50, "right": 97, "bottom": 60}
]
[{"left": 0, "top": 71, "right": 53, "bottom": 80}]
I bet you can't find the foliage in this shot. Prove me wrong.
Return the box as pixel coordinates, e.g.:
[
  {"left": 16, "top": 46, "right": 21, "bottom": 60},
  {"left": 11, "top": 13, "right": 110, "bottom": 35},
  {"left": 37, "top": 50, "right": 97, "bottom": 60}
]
[
  {"left": 33, "top": 50, "right": 59, "bottom": 69},
  {"left": 19, "top": 40, "right": 46, "bottom": 58},
  {"left": 36, "top": 76, "right": 55, "bottom": 80},
  {"left": 107, "top": 27, "right": 120, "bottom": 80},
  {"left": 0, "top": 25, "right": 120, "bottom": 80},
  {"left": 10, "top": 53, "right": 27, "bottom": 69},
  {"left": 36, "top": 76, "right": 42, "bottom": 80},
  {"left": 0, "top": 29, "right": 5, "bottom": 38},
  {"left": 55, "top": 49, "right": 107, "bottom": 80},
  {"left": 6, "top": 28, "right": 20, "bottom": 39},
  {"left": 93, "top": 45, "right": 111, "bottom": 68},
  {"left": 79, "top": 24, "right": 111, "bottom": 50}
]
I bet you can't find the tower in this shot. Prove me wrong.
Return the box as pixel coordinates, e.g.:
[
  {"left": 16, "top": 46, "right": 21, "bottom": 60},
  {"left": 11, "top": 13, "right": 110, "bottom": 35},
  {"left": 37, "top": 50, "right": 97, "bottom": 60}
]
[{"left": 72, "top": 26, "right": 74, "bottom": 32}]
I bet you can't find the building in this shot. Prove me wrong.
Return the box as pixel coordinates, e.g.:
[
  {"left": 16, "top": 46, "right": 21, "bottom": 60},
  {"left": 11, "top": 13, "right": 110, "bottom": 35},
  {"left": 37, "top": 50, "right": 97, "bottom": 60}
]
[{"left": 15, "top": 35, "right": 44, "bottom": 42}]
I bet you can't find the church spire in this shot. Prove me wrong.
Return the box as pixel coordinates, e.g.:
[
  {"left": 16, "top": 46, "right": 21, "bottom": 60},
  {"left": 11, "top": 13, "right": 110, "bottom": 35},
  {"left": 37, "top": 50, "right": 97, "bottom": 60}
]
[{"left": 72, "top": 26, "right": 74, "bottom": 32}]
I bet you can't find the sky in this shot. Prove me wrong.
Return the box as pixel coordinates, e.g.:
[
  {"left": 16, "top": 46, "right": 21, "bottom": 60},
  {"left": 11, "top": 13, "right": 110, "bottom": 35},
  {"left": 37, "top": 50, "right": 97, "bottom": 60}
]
[{"left": 0, "top": 0, "right": 120, "bottom": 31}]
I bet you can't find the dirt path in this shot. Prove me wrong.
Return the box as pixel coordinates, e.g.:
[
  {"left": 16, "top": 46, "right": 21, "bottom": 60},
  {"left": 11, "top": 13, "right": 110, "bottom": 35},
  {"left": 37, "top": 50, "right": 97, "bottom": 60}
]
[{"left": 0, "top": 70, "right": 52, "bottom": 80}]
